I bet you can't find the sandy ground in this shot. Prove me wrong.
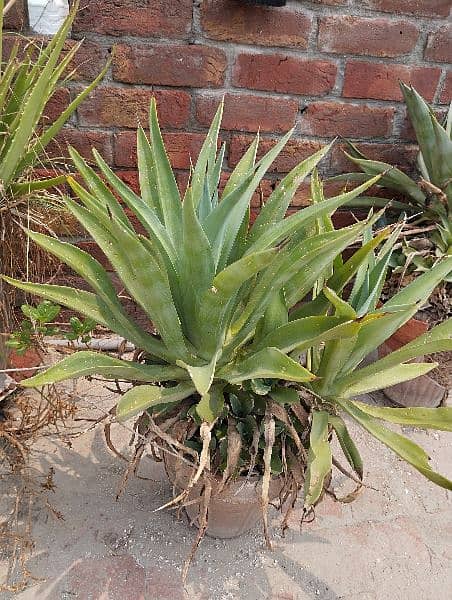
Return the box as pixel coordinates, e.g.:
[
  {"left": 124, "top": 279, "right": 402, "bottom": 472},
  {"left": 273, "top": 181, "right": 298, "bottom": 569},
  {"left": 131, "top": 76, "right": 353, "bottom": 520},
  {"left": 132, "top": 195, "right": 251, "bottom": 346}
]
[{"left": 1, "top": 380, "right": 451, "bottom": 600}]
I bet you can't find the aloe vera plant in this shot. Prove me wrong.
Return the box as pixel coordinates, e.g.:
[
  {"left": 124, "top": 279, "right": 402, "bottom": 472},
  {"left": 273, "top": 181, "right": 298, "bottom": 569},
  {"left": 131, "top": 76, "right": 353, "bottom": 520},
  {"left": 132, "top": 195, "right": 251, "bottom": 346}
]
[
  {"left": 0, "top": 0, "right": 107, "bottom": 209},
  {"left": 339, "top": 83, "right": 452, "bottom": 281},
  {"left": 4, "top": 101, "right": 452, "bottom": 559}
]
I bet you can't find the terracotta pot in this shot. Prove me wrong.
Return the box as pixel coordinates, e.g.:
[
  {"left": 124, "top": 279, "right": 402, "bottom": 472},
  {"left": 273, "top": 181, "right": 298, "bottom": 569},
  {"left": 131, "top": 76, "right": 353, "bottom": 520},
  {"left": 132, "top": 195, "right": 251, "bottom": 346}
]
[
  {"left": 379, "top": 317, "right": 447, "bottom": 407},
  {"left": 7, "top": 348, "right": 42, "bottom": 382},
  {"left": 164, "top": 452, "right": 284, "bottom": 539}
]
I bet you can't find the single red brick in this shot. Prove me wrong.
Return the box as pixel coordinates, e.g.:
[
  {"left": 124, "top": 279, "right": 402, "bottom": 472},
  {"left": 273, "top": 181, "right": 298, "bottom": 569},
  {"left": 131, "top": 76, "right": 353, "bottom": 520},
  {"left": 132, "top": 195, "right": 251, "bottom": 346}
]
[
  {"left": 42, "top": 88, "right": 71, "bottom": 122},
  {"left": 115, "top": 131, "right": 207, "bottom": 169},
  {"left": 318, "top": 16, "right": 419, "bottom": 58},
  {"left": 113, "top": 43, "right": 226, "bottom": 88},
  {"left": 440, "top": 71, "right": 452, "bottom": 104},
  {"left": 330, "top": 142, "right": 418, "bottom": 175},
  {"left": 425, "top": 25, "right": 452, "bottom": 63},
  {"left": 233, "top": 53, "right": 337, "bottom": 96},
  {"left": 343, "top": 61, "right": 441, "bottom": 101},
  {"left": 73, "top": 0, "right": 192, "bottom": 38},
  {"left": 47, "top": 127, "right": 113, "bottom": 165},
  {"left": 115, "top": 170, "right": 140, "bottom": 193},
  {"left": 229, "top": 135, "right": 325, "bottom": 173},
  {"left": 201, "top": 0, "right": 311, "bottom": 48},
  {"left": 299, "top": 102, "right": 394, "bottom": 138},
  {"left": 3, "top": 0, "right": 27, "bottom": 30},
  {"left": 78, "top": 87, "right": 191, "bottom": 129},
  {"left": 63, "top": 40, "right": 109, "bottom": 82},
  {"left": 362, "top": 1, "right": 450, "bottom": 18},
  {"left": 195, "top": 94, "right": 298, "bottom": 133}
]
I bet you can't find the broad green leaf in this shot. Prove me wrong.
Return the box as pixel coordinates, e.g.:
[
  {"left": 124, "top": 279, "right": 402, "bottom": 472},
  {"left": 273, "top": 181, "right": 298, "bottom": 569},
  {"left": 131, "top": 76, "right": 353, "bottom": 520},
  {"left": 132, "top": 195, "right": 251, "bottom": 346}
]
[
  {"left": 336, "top": 397, "right": 452, "bottom": 490},
  {"left": 221, "top": 134, "right": 259, "bottom": 199},
  {"left": 254, "top": 316, "right": 354, "bottom": 354},
  {"left": 293, "top": 227, "right": 392, "bottom": 319},
  {"left": 270, "top": 387, "right": 299, "bottom": 405},
  {"left": 191, "top": 100, "right": 223, "bottom": 207},
  {"left": 196, "top": 385, "right": 225, "bottom": 423},
  {"left": 246, "top": 174, "right": 382, "bottom": 255},
  {"left": 341, "top": 318, "right": 452, "bottom": 389},
  {"left": 323, "top": 287, "right": 357, "bottom": 319},
  {"left": 136, "top": 126, "right": 162, "bottom": 218},
  {"left": 304, "top": 411, "right": 332, "bottom": 508},
  {"left": 178, "top": 352, "right": 219, "bottom": 396},
  {"left": 64, "top": 192, "right": 189, "bottom": 359},
  {"left": 23, "top": 231, "right": 169, "bottom": 356},
  {"left": 248, "top": 145, "right": 331, "bottom": 245},
  {"left": 385, "top": 256, "right": 452, "bottom": 309},
  {"left": 116, "top": 382, "right": 194, "bottom": 422},
  {"left": 345, "top": 154, "right": 425, "bottom": 206},
  {"left": 20, "top": 351, "right": 187, "bottom": 388},
  {"left": 339, "top": 362, "right": 437, "bottom": 398},
  {"left": 220, "top": 347, "right": 315, "bottom": 384},
  {"left": 148, "top": 97, "right": 182, "bottom": 242},
  {"left": 197, "top": 249, "right": 276, "bottom": 356},
  {"left": 350, "top": 402, "right": 452, "bottom": 432},
  {"left": 340, "top": 307, "right": 418, "bottom": 376}
]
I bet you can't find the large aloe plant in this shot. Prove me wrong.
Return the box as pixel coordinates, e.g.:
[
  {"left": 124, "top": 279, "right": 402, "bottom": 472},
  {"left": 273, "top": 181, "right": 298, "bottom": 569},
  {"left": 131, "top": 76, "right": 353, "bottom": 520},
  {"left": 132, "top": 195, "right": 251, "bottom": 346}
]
[
  {"left": 339, "top": 83, "right": 452, "bottom": 281},
  {"left": 4, "top": 101, "right": 452, "bottom": 551}
]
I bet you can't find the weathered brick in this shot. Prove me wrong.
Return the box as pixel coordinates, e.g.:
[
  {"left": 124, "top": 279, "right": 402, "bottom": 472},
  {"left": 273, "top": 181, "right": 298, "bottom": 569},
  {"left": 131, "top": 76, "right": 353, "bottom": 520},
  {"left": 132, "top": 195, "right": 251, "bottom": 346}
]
[
  {"left": 3, "top": 0, "right": 27, "bottom": 30},
  {"left": 299, "top": 102, "right": 394, "bottom": 138},
  {"left": 229, "top": 135, "right": 325, "bottom": 173},
  {"left": 73, "top": 0, "right": 192, "bottom": 38},
  {"left": 195, "top": 94, "right": 298, "bottom": 133},
  {"left": 425, "top": 25, "right": 452, "bottom": 63},
  {"left": 115, "top": 131, "right": 207, "bottom": 169},
  {"left": 113, "top": 44, "right": 227, "bottom": 88},
  {"left": 201, "top": 0, "right": 311, "bottom": 48},
  {"left": 440, "top": 71, "right": 452, "bottom": 104},
  {"left": 78, "top": 87, "right": 191, "bottom": 129},
  {"left": 343, "top": 61, "right": 441, "bottom": 101},
  {"left": 43, "top": 88, "right": 71, "bottom": 122},
  {"left": 362, "top": 1, "right": 451, "bottom": 18},
  {"left": 330, "top": 142, "right": 418, "bottom": 175},
  {"left": 47, "top": 128, "right": 113, "bottom": 165},
  {"left": 318, "top": 16, "right": 419, "bottom": 58},
  {"left": 63, "top": 40, "right": 109, "bottom": 82},
  {"left": 1, "top": 35, "right": 108, "bottom": 82},
  {"left": 233, "top": 53, "right": 337, "bottom": 96}
]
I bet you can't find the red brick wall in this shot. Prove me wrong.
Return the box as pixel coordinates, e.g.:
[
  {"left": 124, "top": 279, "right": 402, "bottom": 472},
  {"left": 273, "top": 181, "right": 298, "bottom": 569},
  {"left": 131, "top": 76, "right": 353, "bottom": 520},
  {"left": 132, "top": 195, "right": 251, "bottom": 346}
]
[{"left": 5, "top": 0, "right": 452, "bottom": 205}]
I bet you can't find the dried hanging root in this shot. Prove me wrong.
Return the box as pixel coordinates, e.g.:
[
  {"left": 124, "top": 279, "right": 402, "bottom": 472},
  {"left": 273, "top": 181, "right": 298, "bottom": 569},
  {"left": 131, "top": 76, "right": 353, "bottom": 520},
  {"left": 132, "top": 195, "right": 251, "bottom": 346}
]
[
  {"left": 218, "top": 416, "right": 242, "bottom": 493},
  {"left": 156, "top": 422, "right": 212, "bottom": 512},
  {"left": 281, "top": 448, "right": 305, "bottom": 534},
  {"left": 182, "top": 472, "right": 212, "bottom": 582},
  {"left": 261, "top": 409, "right": 276, "bottom": 550}
]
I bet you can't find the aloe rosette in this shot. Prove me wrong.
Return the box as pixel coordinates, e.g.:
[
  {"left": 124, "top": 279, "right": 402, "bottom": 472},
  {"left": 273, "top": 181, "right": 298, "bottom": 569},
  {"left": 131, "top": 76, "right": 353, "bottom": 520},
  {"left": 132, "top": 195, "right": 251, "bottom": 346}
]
[{"left": 4, "top": 100, "right": 452, "bottom": 540}]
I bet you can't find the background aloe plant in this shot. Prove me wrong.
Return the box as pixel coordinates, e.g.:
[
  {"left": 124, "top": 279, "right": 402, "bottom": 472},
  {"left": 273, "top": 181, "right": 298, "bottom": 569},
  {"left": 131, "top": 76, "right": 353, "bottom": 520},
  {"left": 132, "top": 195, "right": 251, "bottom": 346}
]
[
  {"left": 339, "top": 83, "right": 452, "bottom": 282},
  {"left": 4, "top": 100, "right": 452, "bottom": 554},
  {"left": 0, "top": 0, "right": 107, "bottom": 366}
]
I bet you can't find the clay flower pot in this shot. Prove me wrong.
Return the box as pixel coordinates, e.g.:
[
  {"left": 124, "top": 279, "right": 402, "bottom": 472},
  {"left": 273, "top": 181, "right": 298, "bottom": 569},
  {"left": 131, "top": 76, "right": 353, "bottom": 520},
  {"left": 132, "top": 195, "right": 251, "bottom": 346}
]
[
  {"left": 379, "top": 317, "right": 448, "bottom": 407},
  {"left": 8, "top": 348, "right": 42, "bottom": 382},
  {"left": 164, "top": 452, "right": 284, "bottom": 539}
]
